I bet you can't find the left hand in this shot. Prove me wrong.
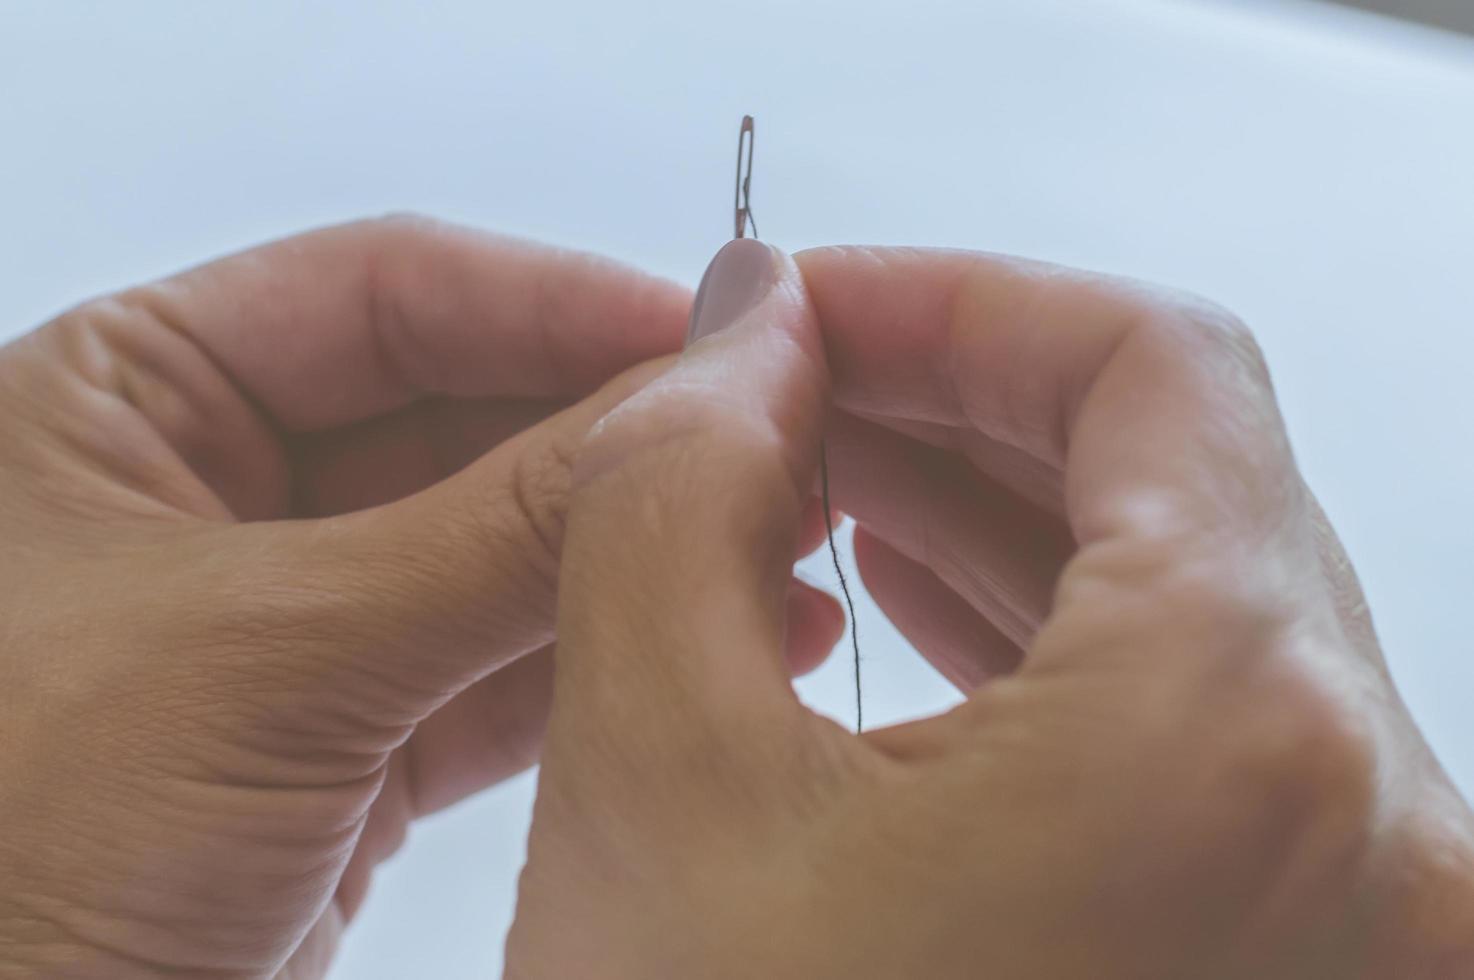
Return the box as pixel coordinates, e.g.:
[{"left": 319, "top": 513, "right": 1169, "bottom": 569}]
[{"left": 0, "top": 217, "right": 842, "bottom": 978}]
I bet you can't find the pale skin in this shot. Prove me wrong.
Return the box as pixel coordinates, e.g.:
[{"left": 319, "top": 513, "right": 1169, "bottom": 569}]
[{"left": 1, "top": 221, "right": 1471, "bottom": 978}]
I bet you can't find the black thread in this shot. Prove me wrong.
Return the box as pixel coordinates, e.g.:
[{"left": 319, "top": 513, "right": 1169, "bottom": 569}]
[
  {"left": 735, "top": 114, "right": 861, "bottom": 731},
  {"left": 819, "top": 442, "right": 862, "bottom": 732}
]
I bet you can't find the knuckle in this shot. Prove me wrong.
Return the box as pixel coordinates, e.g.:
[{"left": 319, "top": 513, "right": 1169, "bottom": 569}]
[
  {"left": 1211, "top": 663, "right": 1380, "bottom": 896},
  {"left": 498, "top": 434, "right": 578, "bottom": 592},
  {"left": 1115, "top": 284, "right": 1270, "bottom": 385},
  {"left": 1064, "top": 535, "right": 1378, "bottom": 782},
  {"left": 37, "top": 295, "right": 140, "bottom": 381},
  {"left": 1062, "top": 534, "right": 1294, "bottom": 632},
  {"left": 1088, "top": 547, "right": 1380, "bottom": 875},
  {"left": 404, "top": 437, "right": 582, "bottom": 648},
  {"left": 1234, "top": 673, "right": 1376, "bottom": 818},
  {"left": 1158, "top": 547, "right": 1292, "bottom": 622}
]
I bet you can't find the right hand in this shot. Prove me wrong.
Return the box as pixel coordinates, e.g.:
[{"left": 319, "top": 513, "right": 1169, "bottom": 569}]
[{"left": 505, "top": 240, "right": 1474, "bottom": 978}]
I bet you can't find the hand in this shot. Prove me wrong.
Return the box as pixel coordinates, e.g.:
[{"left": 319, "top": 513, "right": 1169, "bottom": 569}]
[
  {"left": 0, "top": 218, "right": 842, "bottom": 978},
  {"left": 504, "top": 240, "right": 1474, "bottom": 978}
]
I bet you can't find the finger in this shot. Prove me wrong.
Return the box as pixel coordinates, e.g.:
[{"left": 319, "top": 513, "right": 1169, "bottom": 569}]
[
  {"left": 827, "top": 411, "right": 1073, "bottom": 648},
  {"left": 162, "top": 358, "right": 664, "bottom": 755},
  {"left": 786, "top": 578, "right": 846, "bottom": 676},
  {"left": 796, "top": 246, "right": 1299, "bottom": 547},
  {"left": 552, "top": 239, "right": 827, "bottom": 739},
  {"left": 333, "top": 574, "right": 842, "bottom": 951},
  {"left": 205, "top": 331, "right": 836, "bottom": 737},
  {"left": 845, "top": 408, "right": 1064, "bottom": 519},
  {"left": 130, "top": 216, "right": 690, "bottom": 430},
  {"left": 393, "top": 577, "right": 840, "bottom": 824},
  {"left": 403, "top": 648, "right": 559, "bottom": 815},
  {"left": 853, "top": 527, "right": 1021, "bottom": 690},
  {"left": 795, "top": 495, "right": 835, "bottom": 560},
  {"left": 91, "top": 217, "right": 689, "bottom": 519},
  {"left": 288, "top": 395, "right": 566, "bottom": 516}
]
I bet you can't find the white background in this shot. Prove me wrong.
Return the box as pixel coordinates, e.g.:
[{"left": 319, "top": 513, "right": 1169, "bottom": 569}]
[{"left": 3, "top": 1, "right": 1472, "bottom": 976}]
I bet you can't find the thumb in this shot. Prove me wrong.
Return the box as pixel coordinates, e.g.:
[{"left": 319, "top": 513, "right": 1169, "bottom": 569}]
[
  {"left": 552, "top": 239, "right": 829, "bottom": 742},
  {"left": 195, "top": 241, "right": 828, "bottom": 741},
  {"left": 210, "top": 364, "right": 663, "bottom": 727}
]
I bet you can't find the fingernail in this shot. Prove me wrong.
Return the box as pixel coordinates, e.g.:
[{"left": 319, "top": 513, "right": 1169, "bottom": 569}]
[{"left": 685, "top": 239, "right": 781, "bottom": 346}]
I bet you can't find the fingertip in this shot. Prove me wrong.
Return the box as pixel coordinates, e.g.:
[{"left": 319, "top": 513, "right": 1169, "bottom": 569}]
[
  {"left": 852, "top": 524, "right": 1022, "bottom": 690},
  {"left": 795, "top": 496, "right": 826, "bottom": 558},
  {"left": 686, "top": 239, "right": 785, "bottom": 347},
  {"left": 784, "top": 576, "right": 846, "bottom": 676}
]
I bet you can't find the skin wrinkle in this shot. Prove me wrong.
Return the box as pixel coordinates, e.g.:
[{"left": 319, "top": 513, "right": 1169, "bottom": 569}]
[
  {"left": 365, "top": 220, "right": 441, "bottom": 405},
  {"left": 26, "top": 406, "right": 179, "bottom": 526},
  {"left": 442, "top": 488, "right": 560, "bottom": 655},
  {"left": 852, "top": 529, "right": 1023, "bottom": 686},
  {"left": 13, "top": 781, "right": 324, "bottom": 975},
  {"left": 505, "top": 430, "right": 576, "bottom": 594},
  {"left": 98, "top": 293, "right": 285, "bottom": 521},
  {"left": 130, "top": 279, "right": 288, "bottom": 436},
  {"left": 19, "top": 324, "right": 180, "bottom": 511},
  {"left": 364, "top": 239, "right": 419, "bottom": 402},
  {"left": 799, "top": 245, "right": 908, "bottom": 419},
  {"left": 530, "top": 251, "right": 578, "bottom": 396},
  {"left": 5, "top": 893, "right": 228, "bottom": 980},
  {"left": 1052, "top": 298, "right": 1134, "bottom": 481},
  {"left": 104, "top": 696, "right": 376, "bottom": 798},
  {"left": 93, "top": 302, "right": 205, "bottom": 442},
  {"left": 1065, "top": 334, "right": 1207, "bottom": 547},
  {"left": 952, "top": 263, "right": 1035, "bottom": 459},
  {"left": 828, "top": 416, "right": 1061, "bottom": 652}
]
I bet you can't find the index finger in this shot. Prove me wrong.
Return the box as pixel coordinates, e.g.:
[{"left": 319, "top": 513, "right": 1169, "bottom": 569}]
[
  {"left": 119, "top": 215, "right": 690, "bottom": 432},
  {"left": 795, "top": 246, "right": 1298, "bottom": 547}
]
